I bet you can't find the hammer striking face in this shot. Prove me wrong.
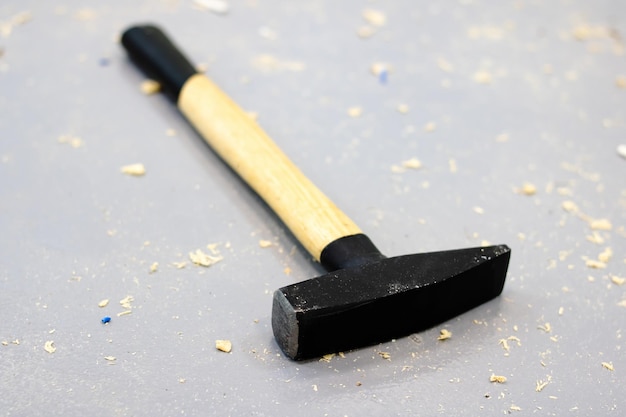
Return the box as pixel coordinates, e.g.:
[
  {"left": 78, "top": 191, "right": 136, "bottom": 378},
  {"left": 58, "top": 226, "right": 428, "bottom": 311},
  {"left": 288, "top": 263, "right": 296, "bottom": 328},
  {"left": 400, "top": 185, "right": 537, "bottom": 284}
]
[
  {"left": 273, "top": 235, "right": 510, "bottom": 360},
  {"left": 121, "top": 25, "right": 512, "bottom": 362}
]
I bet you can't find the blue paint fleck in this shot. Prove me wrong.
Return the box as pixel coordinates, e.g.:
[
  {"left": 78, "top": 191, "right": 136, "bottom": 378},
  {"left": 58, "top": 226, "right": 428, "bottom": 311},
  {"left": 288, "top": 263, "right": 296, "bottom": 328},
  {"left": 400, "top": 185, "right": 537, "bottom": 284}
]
[
  {"left": 379, "top": 70, "right": 388, "bottom": 84},
  {"left": 98, "top": 57, "right": 110, "bottom": 67},
  {"left": 101, "top": 316, "right": 111, "bottom": 324}
]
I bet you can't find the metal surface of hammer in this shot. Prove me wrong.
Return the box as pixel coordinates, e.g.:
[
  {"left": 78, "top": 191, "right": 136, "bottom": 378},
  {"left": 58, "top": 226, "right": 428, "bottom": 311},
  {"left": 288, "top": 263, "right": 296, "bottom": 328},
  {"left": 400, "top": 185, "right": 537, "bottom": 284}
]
[{"left": 121, "top": 25, "right": 512, "bottom": 360}]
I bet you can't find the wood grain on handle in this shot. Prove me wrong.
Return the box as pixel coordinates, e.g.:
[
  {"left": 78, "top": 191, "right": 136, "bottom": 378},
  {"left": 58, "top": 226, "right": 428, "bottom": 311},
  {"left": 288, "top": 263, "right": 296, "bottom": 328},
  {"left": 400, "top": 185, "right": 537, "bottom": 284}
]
[{"left": 178, "top": 74, "right": 362, "bottom": 261}]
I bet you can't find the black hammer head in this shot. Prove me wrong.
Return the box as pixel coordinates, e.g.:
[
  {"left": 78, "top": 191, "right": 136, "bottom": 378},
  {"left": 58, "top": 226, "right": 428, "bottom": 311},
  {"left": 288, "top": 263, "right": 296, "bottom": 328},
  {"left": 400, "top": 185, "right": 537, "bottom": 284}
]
[{"left": 272, "top": 243, "right": 511, "bottom": 360}]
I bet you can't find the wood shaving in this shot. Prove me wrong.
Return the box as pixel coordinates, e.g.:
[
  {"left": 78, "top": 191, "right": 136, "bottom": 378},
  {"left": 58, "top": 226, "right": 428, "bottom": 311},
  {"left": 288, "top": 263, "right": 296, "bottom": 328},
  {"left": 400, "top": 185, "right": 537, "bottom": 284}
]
[
  {"left": 598, "top": 247, "right": 613, "bottom": 263},
  {"left": 258, "top": 240, "right": 272, "bottom": 248},
  {"left": 104, "top": 356, "right": 116, "bottom": 361},
  {"left": 149, "top": 262, "right": 159, "bottom": 273},
  {"left": 510, "top": 405, "right": 522, "bottom": 412},
  {"left": 117, "top": 310, "right": 132, "bottom": 317},
  {"left": 173, "top": 261, "right": 187, "bottom": 269},
  {"left": 140, "top": 79, "right": 160, "bottom": 95},
  {"left": 44, "top": 341, "right": 56, "bottom": 354},
  {"left": 362, "top": 9, "right": 386, "bottom": 27},
  {"left": 120, "top": 163, "right": 146, "bottom": 176},
  {"left": 490, "top": 374, "right": 507, "bottom": 383},
  {"left": 98, "top": 299, "right": 110, "bottom": 308},
  {"left": 215, "top": 339, "right": 232, "bottom": 353},
  {"left": 193, "top": 0, "right": 230, "bottom": 14},
  {"left": 611, "top": 275, "right": 625, "bottom": 286},
  {"left": 602, "top": 361, "right": 614, "bottom": 371},
  {"left": 378, "top": 351, "right": 391, "bottom": 360},
  {"left": 437, "top": 329, "right": 452, "bottom": 340},
  {"left": 58, "top": 134, "right": 84, "bottom": 148},
  {"left": 474, "top": 206, "right": 485, "bottom": 215},
  {"left": 189, "top": 249, "right": 223, "bottom": 267},
  {"left": 347, "top": 106, "right": 363, "bottom": 117}
]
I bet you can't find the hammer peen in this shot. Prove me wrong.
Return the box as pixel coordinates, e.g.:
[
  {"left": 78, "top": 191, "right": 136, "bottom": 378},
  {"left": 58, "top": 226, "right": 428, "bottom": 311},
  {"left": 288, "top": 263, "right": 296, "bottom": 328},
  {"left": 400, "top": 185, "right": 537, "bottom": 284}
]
[{"left": 121, "top": 25, "right": 511, "bottom": 360}]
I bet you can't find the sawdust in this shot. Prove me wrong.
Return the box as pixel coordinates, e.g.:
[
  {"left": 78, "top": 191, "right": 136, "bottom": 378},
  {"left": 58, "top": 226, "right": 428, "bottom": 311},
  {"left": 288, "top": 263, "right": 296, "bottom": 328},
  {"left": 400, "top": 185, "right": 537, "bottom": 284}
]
[
  {"left": 449, "top": 159, "right": 458, "bottom": 173},
  {"left": 117, "top": 310, "right": 132, "bottom": 317},
  {"left": 538, "top": 322, "right": 552, "bottom": 333},
  {"left": 193, "top": 0, "right": 229, "bottom": 14},
  {"left": 44, "top": 341, "right": 56, "bottom": 354},
  {"left": 617, "top": 144, "right": 626, "bottom": 159},
  {"left": 370, "top": 62, "right": 392, "bottom": 76},
  {"left": 252, "top": 55, "right": 305, "bottom": 72},
  {"left": 602, "top": 361, "right": 614, "bottom": 371},
  {"left": 104, "top": 356, "right": 116, "bottom": 362},
  {"left": 362, "top": 9, "right": 386, "bottom": 27},
  {"left": 590, "top": 218, "right": 612, "bottom": 231},
  {"left": 120, "top": 163, "right": 146, "bottom": 176},
  {"left": 617, "top": 76, "right": 626, "bottom": 89},
  {"left": 518, "top": 182, "right": 537, "bottom": 196},
  {"left": 173, "top": 261, "right": 187, "bottom": 269},
  {"left": 98, "top": 299, "right": 110, "bottom": 308},
  {"left": 490, "top": 374, "right": 507, "bottom": 383},
  {"left": 58, "top": 134, "right": 84, "bottom": 148},
  {"left": 149, "top": 262, "right": 159, "bottom": 273},
  {"left": 585, "top": 259, "right": 606, "bottom": 269},
  {"left": 473, "top": 71, "right": 492, "bottom": 84},
  {"left": 258, "top": 240, "right": 272, "bottom": 248},
  {"left": 0, "top": 10, "right": 32, "bottom": 38},
  {"left": 347, "top": 106, "right": 363, "bottom": 117},
  {"left": 320, "top": 353, "right": 335, "bottom": 362},
  {"left": 535, "top": 376, "right": 551, "bottom": 392},
  {"left": 215, "top": 339, "right": 232, "bottom": 353},
  {"left": 611, "top": 275, "right": 625, "bottom": 286},
  {"left": 424, "top": 121, "right": 436, "bottom": 132},
  {"left": 189, "top": 248, "right": 223, "bottom": 267},
  {"left": 396, "top": 104, "right": 409, "bottom": 114},
  {"left": 120, "top": 295, "right": 134, "bottom": 309},
  {"left": 378, "top": 351, "right": 391, "bottom": 360},
  {"left": 437, "top": 57, "right": 454, "bottom": 73}
]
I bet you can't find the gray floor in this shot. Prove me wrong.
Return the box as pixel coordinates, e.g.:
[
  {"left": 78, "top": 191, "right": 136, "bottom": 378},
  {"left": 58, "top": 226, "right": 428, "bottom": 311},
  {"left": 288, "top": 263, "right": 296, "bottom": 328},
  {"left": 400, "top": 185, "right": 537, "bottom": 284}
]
[{"left": 1, "top": 1, "right": 625, "bottom": 415}]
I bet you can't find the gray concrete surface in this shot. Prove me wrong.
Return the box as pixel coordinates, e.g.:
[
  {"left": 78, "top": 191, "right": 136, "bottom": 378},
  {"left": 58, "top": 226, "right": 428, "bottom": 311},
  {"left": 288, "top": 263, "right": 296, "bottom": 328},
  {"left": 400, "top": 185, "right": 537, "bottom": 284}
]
[{"left": 1, "top": 1, "right": 625, "bottom": 415}]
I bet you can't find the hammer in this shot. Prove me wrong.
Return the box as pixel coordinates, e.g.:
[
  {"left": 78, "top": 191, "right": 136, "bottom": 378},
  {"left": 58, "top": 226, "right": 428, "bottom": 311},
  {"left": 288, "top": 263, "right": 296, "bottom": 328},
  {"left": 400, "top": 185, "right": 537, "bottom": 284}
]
[{"left": 121, "top": 25, "right": 511, "bottom": 360}]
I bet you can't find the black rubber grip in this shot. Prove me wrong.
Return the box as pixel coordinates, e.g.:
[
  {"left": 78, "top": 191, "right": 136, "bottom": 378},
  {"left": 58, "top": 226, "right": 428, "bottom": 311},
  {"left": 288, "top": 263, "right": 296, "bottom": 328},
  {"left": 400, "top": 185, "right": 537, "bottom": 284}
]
[{"left": 121, "top": 25, "right": 197, "bottom": 102}]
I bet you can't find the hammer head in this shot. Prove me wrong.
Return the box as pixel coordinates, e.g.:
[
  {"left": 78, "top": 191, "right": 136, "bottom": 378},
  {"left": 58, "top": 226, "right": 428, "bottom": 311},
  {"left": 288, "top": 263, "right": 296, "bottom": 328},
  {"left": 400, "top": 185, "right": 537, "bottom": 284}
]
[{"left": 272, "top": 244, "right": 510, "bottom": 360}]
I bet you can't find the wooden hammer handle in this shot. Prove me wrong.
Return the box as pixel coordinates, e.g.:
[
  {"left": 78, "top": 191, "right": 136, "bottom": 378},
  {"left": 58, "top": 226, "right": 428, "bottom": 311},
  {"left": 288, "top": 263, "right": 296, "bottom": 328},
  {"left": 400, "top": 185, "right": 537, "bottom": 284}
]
[{"left": 122, "top": 25, "right": 362, "bottom": 261}]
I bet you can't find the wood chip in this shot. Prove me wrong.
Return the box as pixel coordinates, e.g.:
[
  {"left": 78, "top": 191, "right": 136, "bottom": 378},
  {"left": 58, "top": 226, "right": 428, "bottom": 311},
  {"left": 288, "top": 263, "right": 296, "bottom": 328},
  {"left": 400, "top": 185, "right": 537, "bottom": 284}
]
[
  {"left": 490, "top": 374, "right": 507, "bottom": 383},
  {"left": 538, "top": 322, "right": 552, "bottom": 333},
  {"left": 520, "top": 182, "right": 537, "bottom": 195},
  {"left": 120, "top": 163, "right": 146, "bottom": 176},
  {"left": 119, "top": 295, "right": 134, "bottom": 309},
  {"left": 215, "top": 339, "right": 232, "bottom": 353},
  {"left": 437, "top": 329, "right": 452, "bottom": 340},
  {"left": 611, "top": 275, "right": 625, "bottom": 286},
  {"left": 598, "top": 247, "right": 613, "bottom": 263},
  {"left": 320, "top": 353, "right": 335, "bottom": 362},
  {"left": 402, "top": 158, "right": 422, "bottom": 170},
  {"left": 149, "top": 262, "right": 159, "bottom": 273},
  {"left": 117, "top": 310, "right": 132, "bottom": 317},
  {"left": 44, "top": 341, "right": 56, "bottom": 354},
  {"left": 98, "top": 299, "right": 110, "bottom": 308},
  {"left": 189, "top": 249, "right": 223, "bottom": 267},
  {"left": 104, "top": 356, "right": 116, "bottom": 361},
  {"left": 561, "top": 200, "right": 578, "bottom": 213},
  {"left": 510, "top": 405, "right": 522, "bottom": 412},
  {"left": 140, "top": 79, "right": 160, "bottom": 95},
  {"left": 585, "top": 259, "right": 606, "bottom": 269}
]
